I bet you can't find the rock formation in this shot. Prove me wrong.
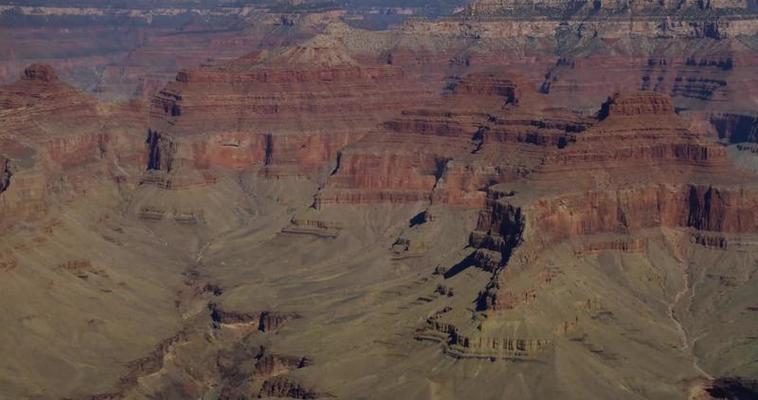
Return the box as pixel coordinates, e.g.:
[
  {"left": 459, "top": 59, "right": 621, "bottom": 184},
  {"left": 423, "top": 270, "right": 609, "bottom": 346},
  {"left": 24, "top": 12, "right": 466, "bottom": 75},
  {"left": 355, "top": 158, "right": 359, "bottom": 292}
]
[
  {"left": 1, "top": 2, "right": 758, "bottom": 399},
  {"left": 144, "top": 31, "right": 446, "bottom": 189},
  {"left": 0, "top": 156, "right": 12, "bottom": 194},
  {"left": 0, "top": 64, "right": 146, "bottom": 227},
  {"left": 258, "top": 376, "right": 324, "bottom": 399},
  {"left": 0, "top": 2, "right": 352, "bottom": 100}
]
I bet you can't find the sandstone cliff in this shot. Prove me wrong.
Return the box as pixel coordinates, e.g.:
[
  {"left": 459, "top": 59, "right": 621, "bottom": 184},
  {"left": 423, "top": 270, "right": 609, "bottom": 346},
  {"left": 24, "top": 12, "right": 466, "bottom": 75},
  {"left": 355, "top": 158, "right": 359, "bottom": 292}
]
[{"left": 0, "top": 64, "right": 146, "bottom": 226}]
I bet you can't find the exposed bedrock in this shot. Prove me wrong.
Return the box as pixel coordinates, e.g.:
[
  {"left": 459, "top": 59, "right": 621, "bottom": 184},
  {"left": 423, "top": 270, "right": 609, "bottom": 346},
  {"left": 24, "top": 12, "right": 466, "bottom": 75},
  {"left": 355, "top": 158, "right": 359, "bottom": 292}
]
[
  {"left": 471, "top": 183, "right": 758, "bottom": 310},
  {"left": 534, "top": 91, "right": 732, "bottom": 185},
  {"left": 448, "top": 330, "right": 551, "bottom": 360},
  {"left": 316, "top": 72, "right": 530, "bottom": 207},
  {"left": 189, "top": 130, "right": 355, "bottom": 178},
  {"left": 0, "top": 4, "right": 345, "bottom": 100},
  {"left": 415, "top": 305, "right": 553, "bottom": 360},
  {"left": 321, "top": 90, "right": 733, "bottom": 207},
  {"left": 466, "top": 90, "right": 757, "bottom": 313},
  {"left": 22, "top": 64, "right": 58, "bottom": 82},
  {"left": 4, "top": 59, "right": 737, "bottom": 227},
  {"left": 449, "top": 72, "right": 520, "bottom": 105},
  {"left": 252, "top": 351, "right": 313, "bottom": 378},
  {"left": 0, "top": 157, "right": 12, "bottom": 194},
  {"left": 148, "top": 62, "right": 531, "bottom": 206},
  {"left": 470, "top": 201, "right": 525, "bottom": 271},
  {"left": 464, "top": 0, "right": 753, "bottom": 16},
  {"left": 599, "top": 90, "right": 676, "bottom": 118},
  {"left": 209, "top": 304, "right": 300, "bottom": 332},
  {"left": 215, "top": 344, "right": 316, "bottom": 399},
  {"left": 258, "top": 376, "right": 325, "bottom": 399},
  {"left": 146, "top": 36, "right": 440, "bottom": 180},
  {"left": 710, "top": 113, "right": 758, "bottom": 143},
  {"left": 473, "top": 184, "right": 758, "bottom": 253},
  {"left": 89, "top": 330, "right": 191, "bottom": 400},
  {"left": 132, "top": 12, "right": 757, "bottom": 207},
  {"left": 0, "top": 64, "right": 147, "bottom": 226},
  {"left": 145, "top": 129, "right": 175, "bottom": 172},
  {"left": 315, "top": 144, "right": 460, "bottom": 206}
]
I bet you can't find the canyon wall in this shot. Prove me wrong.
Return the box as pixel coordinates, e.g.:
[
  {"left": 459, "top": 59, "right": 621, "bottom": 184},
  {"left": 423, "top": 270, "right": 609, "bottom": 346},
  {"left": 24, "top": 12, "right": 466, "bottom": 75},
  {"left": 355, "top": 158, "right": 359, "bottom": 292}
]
[
  {"left": 145, "top": 33, "right": 443, "bottom": 184},
  {"left": 0, "top": 64, "right": 146, "bottom": 226},
  {"left": 0, "top": 2, "right": 346, "bottom": 100}
]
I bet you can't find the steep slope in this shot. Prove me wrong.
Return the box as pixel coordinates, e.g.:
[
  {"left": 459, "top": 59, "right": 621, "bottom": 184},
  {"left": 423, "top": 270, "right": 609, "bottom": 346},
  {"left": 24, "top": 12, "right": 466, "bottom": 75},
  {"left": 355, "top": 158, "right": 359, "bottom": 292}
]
[
  {"left": 0, "top": 1, "right": 346, "bottom": 100},
  {"left": 145, "top": 31, "right": 442, "bottom": 184},
  {"left": 0, "top": 64, "right": 146, "bottom": 226}
]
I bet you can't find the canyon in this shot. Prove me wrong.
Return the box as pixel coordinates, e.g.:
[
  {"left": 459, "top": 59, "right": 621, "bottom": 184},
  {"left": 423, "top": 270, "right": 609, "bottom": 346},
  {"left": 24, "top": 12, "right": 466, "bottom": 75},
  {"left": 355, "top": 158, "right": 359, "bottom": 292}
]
[{"left": 1, "top": 0, "right": 758, "bottom": 399}]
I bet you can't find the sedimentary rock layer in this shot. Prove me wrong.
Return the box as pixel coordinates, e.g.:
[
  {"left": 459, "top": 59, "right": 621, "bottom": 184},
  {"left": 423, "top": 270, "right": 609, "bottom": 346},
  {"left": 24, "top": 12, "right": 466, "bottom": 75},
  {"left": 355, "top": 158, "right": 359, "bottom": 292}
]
[{"left": 0, "top": 64, "right": 145, "bottom": 226}]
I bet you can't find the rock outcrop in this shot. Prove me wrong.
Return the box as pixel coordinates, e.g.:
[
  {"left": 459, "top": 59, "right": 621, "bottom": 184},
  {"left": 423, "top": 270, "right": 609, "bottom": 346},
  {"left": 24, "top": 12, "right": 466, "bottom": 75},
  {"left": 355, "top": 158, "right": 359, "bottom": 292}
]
[
  {"left": 467, "top": 90, "right": 758, "bottom": 309},
  {"left": 474, "top": 184, "right": 758, "bottom": 260},
  {"left": 710, "top": 113, "right": 758, "bottom": 143},
  {"left": 22, "top": 64, "right": 58, "bottom": 82},
  {"left": 406, "top": 88, "right": 758, "bottom": 366},
  {"left": 253, "top": 351, "right": 313, "bottom": 378},
  {"left": 89, "top": 330, "right": 190, "bottom": 400},
  {"left": 465, "top": 0, "right": 748, "bottom": 17},
  {"left": 209, "top": 304, "right": 300, "bottom": 332},
  {"left": 258, "top": 376, "right": 324, "bottom": 399},
  {"left": 0, "top": 64, "right": 146, "bottom": 227},
  {"left": 415, "top": 306, "right": 552, "bottom": 360},
  {"left": 146, "top": 33, "right": 439, "bottom": 182},
  {"left": 0, "top": 3, "right": 348, "bottom": 100},
  {"left": 316, "top": 72, "right": 532, "bottom": 207},
  {"left": 0, "top": 157, "right": 11, "bottom": 194}
]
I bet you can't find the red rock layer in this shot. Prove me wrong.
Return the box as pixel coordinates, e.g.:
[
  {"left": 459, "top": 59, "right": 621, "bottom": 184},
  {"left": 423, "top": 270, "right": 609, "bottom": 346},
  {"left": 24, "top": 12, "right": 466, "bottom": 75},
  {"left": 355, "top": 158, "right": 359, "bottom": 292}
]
[
  {"left": 0, "top": 7, "right": 341, "bottom": 100},
  {"left": 0, "top": 65, "right": 146, "bottom": 226},
  {"left": 316, "top": 72, "right": 528, "bottom": 207},
  {"left": 532, "top": 91, "right": 731, "bottom": 186},
  {"left": 130, "top": 11, "right": 758, "bottom": 204},
  {"left": 146, "top": 39, "right": 439, "bottom": 182},
  {"left": 475, "top": 184, "right": 758, "bottom": 248},
  {"left": 472, "top": 183, "right": 758, "bottom": 310},
  {"left": 441, "top": 91, "right": 758, "bottom": 311},
  {"left": 319, "top": 87, "right": 734, "bottom": 208}
]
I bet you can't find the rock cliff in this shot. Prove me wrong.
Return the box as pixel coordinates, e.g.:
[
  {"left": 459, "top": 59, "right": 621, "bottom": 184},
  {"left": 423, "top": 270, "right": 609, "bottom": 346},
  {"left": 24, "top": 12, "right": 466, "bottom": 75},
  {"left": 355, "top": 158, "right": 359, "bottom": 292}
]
[
  {"left": 1, "top": 5, "right": 758, "bottom": 400},
  {"left": 0, "top": 64, "right": 145, "bottom": 226},
  {"left": 465, "top": 92, "right": 756, "bottom": 312},
  {"left": 145, "top": 33, "right": 438, "bottom": 183}
]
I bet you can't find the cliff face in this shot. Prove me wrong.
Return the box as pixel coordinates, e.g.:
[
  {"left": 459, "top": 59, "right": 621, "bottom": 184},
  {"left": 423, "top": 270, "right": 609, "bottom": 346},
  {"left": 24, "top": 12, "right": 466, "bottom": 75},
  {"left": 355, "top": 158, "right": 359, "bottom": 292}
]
[
  {"left": 319, "top": 88, "right": 735, "bottom": 206},
  {"left": 0, "top": 64, "right": 145, "bottom": 226},
  {"left": 475, "top": 184, "right": 758, "bottom": 252},
  {"left": 316, "top": 72, "right": 528, "bottom": 207},
  {"left": 464, "top": 0, "right": 753, "bottom": 18},
  {"left": 471, "top": 182, "right": 758, "bottom": 313},
  {"left": 145, "top": 34, "right": 439, "bottom": 183},
  {"left": 0, "top": 157, "right": 11, "bottom": 194},
  {"left": 710, "top": 113, "right": 758, "bottom": 143},
  {"left": 2, "top": 6, "right": 758, "bottom": 399},
  {"left": 136, "top": 26, "right": 750, "bottom": 208},
  {"left": 392, "top": 0, "right": 758, "bottom": 115},
  {"left": 458, "top": 90, "right": 756, "bottom": 314},
  {"left": 0, "top": 3, "right": 346, "bottom": 101}
]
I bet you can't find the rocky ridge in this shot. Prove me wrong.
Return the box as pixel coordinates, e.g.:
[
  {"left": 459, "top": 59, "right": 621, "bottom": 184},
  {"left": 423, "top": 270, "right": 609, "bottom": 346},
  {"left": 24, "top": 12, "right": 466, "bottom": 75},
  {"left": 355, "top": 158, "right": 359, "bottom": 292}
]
[{"left": 0, "top": 64, "right": 146, "bottom": 226}]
